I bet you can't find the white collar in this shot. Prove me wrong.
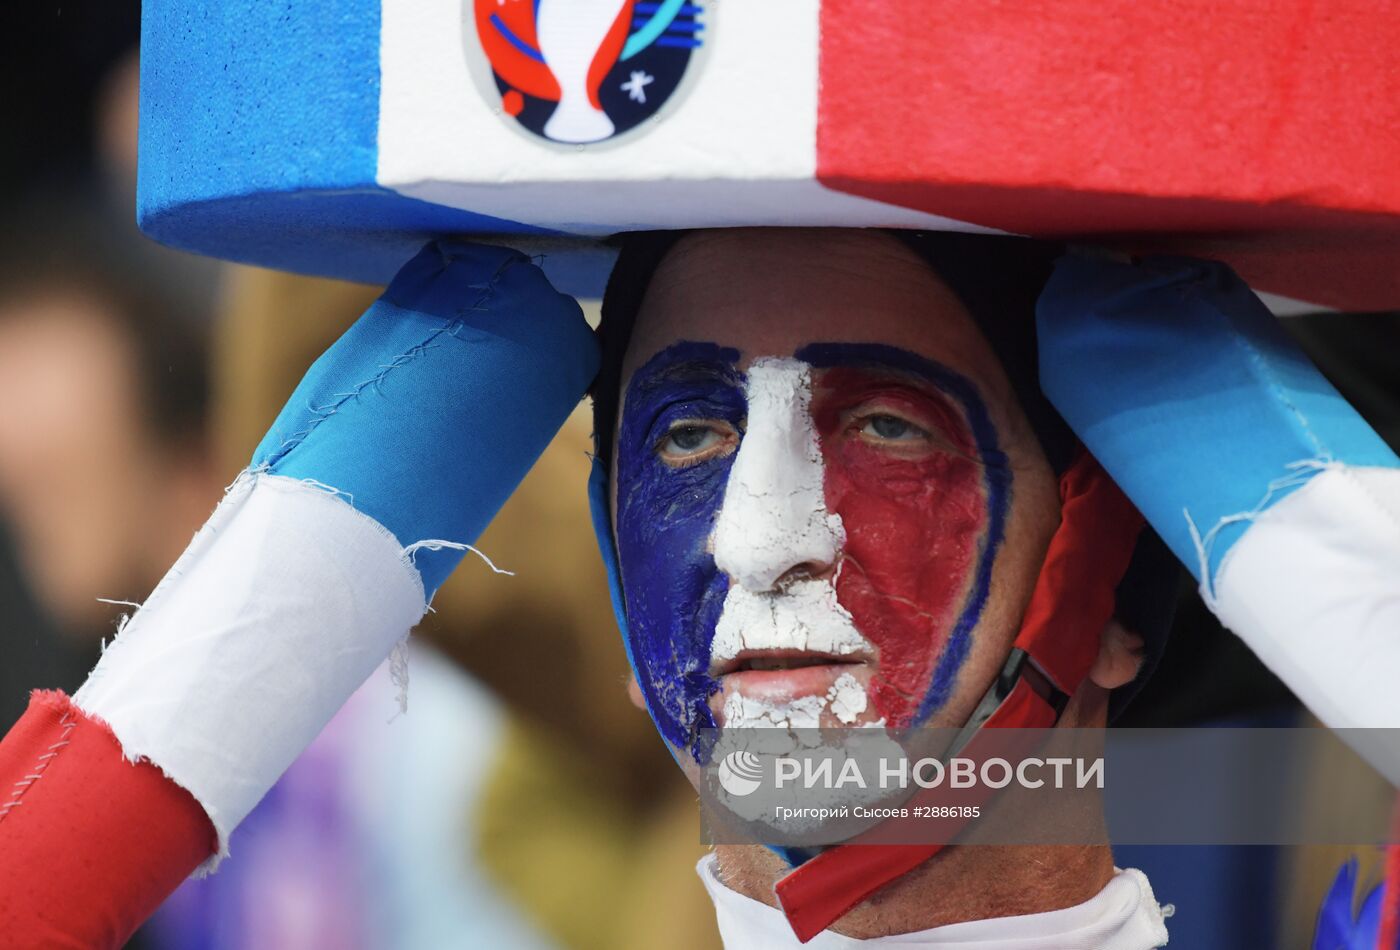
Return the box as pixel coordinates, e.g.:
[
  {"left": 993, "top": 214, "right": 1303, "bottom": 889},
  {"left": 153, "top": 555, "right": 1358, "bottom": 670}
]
[{"left": 697, "top": 854, "right": 1170, "bottom": 949}]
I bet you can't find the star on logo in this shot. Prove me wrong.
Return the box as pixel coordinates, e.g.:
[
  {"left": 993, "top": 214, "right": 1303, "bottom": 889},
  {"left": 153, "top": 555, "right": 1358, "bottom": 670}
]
[{"left": 621, "top": 70, "right": 654, "bottom": 104}]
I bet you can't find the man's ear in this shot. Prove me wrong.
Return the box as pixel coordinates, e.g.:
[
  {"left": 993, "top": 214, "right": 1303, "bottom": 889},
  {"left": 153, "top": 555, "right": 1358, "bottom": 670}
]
[
  {"left": 1089, "top": 619, "right": 1146, "bottom": 691},
  {"left": 626, "top": 673, "right": 646, "bottom": 711}
]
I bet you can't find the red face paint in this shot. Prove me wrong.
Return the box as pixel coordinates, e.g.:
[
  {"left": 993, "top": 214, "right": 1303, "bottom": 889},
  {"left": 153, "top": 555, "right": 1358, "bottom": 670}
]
[{"left": 811, "top": 366, "right": 991, "bottom": 726}]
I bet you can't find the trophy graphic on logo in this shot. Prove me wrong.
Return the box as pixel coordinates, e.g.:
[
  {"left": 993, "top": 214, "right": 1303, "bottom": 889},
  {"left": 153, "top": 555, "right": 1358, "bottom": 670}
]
[
  {"left": 537, "top": 0, "right": 632, "bottom": 143},
  {"left": 472, "top": 0, "right": 707, "bottom": 145}
]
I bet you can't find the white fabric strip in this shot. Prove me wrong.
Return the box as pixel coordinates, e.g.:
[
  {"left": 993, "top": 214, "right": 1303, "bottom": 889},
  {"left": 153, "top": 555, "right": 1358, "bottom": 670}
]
[
  {"left": 1211, "top": 465, "right": 1400, "bottom": 774},
  {"left": 697, "top": 854, "right": 1169, "bottom": 948},
  {"left": 73, "top": 473, "right": 426, "bottom": 865}
]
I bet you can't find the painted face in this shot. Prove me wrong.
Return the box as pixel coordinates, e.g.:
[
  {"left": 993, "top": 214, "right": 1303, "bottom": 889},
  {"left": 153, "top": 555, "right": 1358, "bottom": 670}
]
[{"left": 614, "top": 339, "right": 1008, "bottom": 757}]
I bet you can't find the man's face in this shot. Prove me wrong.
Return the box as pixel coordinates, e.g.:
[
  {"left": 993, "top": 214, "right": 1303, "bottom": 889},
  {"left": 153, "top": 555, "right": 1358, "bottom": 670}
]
[{"left": 612, "top": 230, "right": 1059, "bottom": 760}]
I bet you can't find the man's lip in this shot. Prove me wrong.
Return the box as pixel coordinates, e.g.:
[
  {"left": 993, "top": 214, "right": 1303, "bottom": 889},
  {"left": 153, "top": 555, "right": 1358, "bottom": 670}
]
[
  {"left": 710, "top": 649, "right": 871, "bottom": 678},
  {"left": 711, "top": 660, "right": 874, "bottom": 714}
]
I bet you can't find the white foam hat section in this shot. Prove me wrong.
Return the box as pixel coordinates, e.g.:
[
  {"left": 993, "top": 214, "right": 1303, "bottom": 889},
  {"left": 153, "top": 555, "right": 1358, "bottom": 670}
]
[
  {"left": 377, "top": 0, "right": 996, "bottom": 235},
  {"left": 73, "top": 473, "right": 426, "bottom": 866},
  {"left": 1211, "top": 465, "right": 1400, "bottom": 776}
]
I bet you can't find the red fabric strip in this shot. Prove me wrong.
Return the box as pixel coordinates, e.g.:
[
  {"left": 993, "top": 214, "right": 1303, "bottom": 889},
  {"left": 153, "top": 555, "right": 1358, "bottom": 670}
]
[
  {"left": 1012, "top": 454, "right": 1143, "bottom": 692},
  {"left": 0, "top": 690, "right": 217, "bottom": 948}
]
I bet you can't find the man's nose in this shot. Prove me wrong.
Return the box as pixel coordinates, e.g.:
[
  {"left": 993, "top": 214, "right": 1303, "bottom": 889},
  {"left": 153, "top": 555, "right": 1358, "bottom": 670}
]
[{"left": 711, "top": 359, "right": 844, "bottom": 592}]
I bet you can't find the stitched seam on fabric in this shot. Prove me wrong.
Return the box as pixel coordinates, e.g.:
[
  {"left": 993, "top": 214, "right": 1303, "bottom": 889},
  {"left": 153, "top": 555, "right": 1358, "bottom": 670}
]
[
  {"left": 261, "top": 324, "right": 454, "bottom": 468},
  {"left": 0, "top": 710, "right": 78, "bottom": 826},
  {"left": 1182, "top": 293, "right": 1338, "bottom": 600},
  {"left": 259, "top": 255, "right": 517, "bottom": 471},
  {"left": 1222, "top": 295, "right": 1329, "bottom": 461}
]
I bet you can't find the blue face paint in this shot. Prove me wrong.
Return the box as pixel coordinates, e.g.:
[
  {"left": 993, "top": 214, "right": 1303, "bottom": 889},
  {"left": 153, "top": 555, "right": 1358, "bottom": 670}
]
[{"left": 614, "top": 341, "right": 743, "bottom": 756}]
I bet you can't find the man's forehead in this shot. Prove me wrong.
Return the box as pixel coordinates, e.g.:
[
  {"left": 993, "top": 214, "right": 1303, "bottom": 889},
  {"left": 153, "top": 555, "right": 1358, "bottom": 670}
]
[
  {"left": 626, "top": 341, "right": 969, "bottom": 395},
  {"left": 652, "top": 228, "right": 930, "bottom": 285},
  {"left": 623, "top": 252, "right": 1006, "bottom": 402}
]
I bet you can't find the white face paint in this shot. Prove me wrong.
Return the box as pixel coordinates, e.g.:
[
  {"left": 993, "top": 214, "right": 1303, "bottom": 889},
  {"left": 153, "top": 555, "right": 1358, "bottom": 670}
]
[
  {"left": 709, "top": 358, "right": 875, "bottom": 727},
  {"left": 720, "top": 673, "right": 870, "bottom": 729},
  {"left": 712, "top": 358, "right": 845, "bottom": 589}
]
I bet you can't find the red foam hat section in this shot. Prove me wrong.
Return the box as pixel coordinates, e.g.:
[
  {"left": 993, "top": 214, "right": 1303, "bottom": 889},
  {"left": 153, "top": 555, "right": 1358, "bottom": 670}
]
[{"left": 818, "top": 0, "right": 1400, "bottom": 310}]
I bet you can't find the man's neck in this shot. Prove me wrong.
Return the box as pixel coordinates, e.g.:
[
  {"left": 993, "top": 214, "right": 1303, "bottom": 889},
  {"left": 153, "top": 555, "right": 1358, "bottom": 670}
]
[{"left": 712, "top": 843, "right": 1116, "bottom": 939}]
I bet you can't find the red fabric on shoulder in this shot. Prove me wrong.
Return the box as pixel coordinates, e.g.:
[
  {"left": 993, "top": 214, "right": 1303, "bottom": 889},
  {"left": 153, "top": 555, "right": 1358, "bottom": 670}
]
[
  {"left": 1014, "top": 457, "right": 1142, "bottom": 694},
  {"left": 0, "top": 689, "right": 217, "bottom": 948}
]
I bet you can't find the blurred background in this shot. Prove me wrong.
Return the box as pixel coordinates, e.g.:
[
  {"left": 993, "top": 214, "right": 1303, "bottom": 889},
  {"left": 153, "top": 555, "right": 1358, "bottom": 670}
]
[{"left": 2, "top": 4, "right": 1397, "bottom": 947}]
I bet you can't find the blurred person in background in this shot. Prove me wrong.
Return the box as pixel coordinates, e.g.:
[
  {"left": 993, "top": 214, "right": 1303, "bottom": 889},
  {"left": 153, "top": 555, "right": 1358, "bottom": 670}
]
[
  {"left": 0, "top": 200, "right": 219, "bottom": 731},
  {"left": 0, "top": 23, "right": 219, "bottom": 735}
]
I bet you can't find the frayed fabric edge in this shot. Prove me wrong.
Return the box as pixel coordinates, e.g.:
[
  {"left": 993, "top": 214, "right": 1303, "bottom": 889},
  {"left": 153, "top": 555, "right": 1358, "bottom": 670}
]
[
  {"left": 76, "top": 470, "right": 426, "bottom": 871},
  {"left": 1203, "top": 464, "right": 1400, "bottom": 741},
  {"left": 75, "top": 470, "right": 518, "bottom": 872},
  {"left": 1185, "top": 456, "right": 1336, "bottom": 607}
]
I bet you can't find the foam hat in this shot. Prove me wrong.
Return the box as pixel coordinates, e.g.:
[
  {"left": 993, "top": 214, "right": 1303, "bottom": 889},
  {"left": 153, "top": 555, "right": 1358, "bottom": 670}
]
[{"left": 139, "top": 0, "right": 1400, "bottom": 310}]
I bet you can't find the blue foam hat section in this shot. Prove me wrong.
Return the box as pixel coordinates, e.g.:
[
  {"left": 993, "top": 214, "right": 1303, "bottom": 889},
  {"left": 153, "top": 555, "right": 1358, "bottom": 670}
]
[
  {"left": 137, "top": 0, "right": 558, "bottom": 287},
  {"left": 1038, "top": 254, "right": 1398, "bottom": 584},
  {"left": 253, "top": 241, "right": 600, "bottom": 595}
]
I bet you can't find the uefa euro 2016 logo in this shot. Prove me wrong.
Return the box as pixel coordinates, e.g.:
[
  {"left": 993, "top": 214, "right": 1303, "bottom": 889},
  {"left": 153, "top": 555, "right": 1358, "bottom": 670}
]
[{"left": 470, "top": 0, "right": 707, "bottom": 145}]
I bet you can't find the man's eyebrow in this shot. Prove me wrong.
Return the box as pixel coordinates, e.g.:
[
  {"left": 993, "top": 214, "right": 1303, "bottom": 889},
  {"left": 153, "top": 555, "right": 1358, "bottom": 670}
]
[
  {"left": 629, "top": 341, "right": 742, "bottom": 392},
  {"left": 797, "top": 341, "right": 1003, "bottom": 465},
  {"left": 795, "top": 342, "right": 969, "bottom": 399}
]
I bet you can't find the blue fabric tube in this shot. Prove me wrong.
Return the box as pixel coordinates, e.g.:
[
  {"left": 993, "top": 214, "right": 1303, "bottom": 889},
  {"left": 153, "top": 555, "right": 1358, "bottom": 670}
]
[
  {"left": 252, "top": 240, "right": 600, "bottom": 595},
  {"left": 1037, "top": 254, "right": 1398, "bottom": 583}
]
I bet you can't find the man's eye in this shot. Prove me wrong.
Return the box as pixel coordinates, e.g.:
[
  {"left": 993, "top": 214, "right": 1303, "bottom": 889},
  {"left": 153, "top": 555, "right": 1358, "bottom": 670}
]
[
  {"left": 658, "top": 422, "right": 734, "bottom": 465},
  {"left": 860, "top": 414, "right": 927, "bottom": 442},
  {"left": 667, "top": 425, "right": 715, "bottom": 451}
]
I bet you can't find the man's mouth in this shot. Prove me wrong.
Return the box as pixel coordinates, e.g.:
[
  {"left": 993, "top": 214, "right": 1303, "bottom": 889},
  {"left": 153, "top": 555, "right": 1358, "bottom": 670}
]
[
  {"left": 705, "top": 581, "right": 880, "bottom": 723},
  {"left": 708, "top": 650, "right": 877, "bottom": 727},
  {"left": 711, "top": 649, "right": 868, "bottom": 677},
  {"left": 711, "top": 649, "right": 874, "bottom": 712}
]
